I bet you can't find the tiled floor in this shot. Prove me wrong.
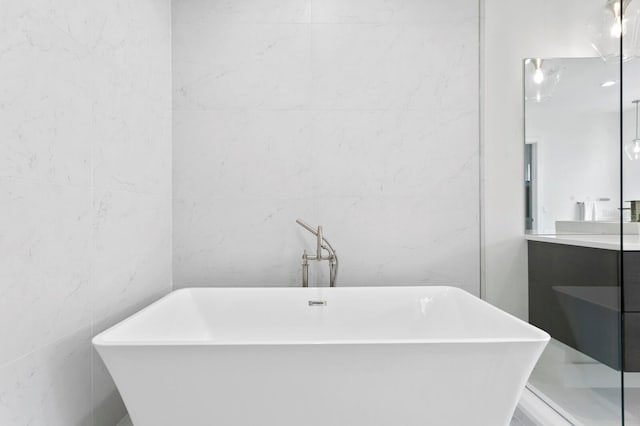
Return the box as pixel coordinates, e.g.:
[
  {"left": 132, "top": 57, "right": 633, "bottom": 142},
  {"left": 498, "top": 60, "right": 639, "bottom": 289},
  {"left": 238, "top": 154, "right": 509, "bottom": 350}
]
[
  {"left": 529, "top": 338, "right": 629, "bottom": 425},
  {"left": 511, "top": 407, "right": 538, "bottom": 426}
]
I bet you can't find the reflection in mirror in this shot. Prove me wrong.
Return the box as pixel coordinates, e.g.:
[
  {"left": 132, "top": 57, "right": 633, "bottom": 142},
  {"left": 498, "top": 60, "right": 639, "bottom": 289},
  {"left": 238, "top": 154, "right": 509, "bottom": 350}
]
[
  {"left": 524, "top": 57, "right": 640, "bottom": 236},
  {"left": 524, "top": 58, "right": 562, "bottom": 103},
  {"left": 524, "top": 57, "right": 624, "bottom": 425},
  {"left": 524, "top": 55, "right": 640, "bottom": 425}
]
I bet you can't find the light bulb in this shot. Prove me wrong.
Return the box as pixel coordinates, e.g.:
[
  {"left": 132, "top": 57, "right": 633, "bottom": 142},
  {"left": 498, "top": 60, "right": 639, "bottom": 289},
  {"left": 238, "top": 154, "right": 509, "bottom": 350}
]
[
  {"left": 635, "top": 141, "right": 640, "bottom": 156},
  {"left": 625, "top": 139, "right": 640, "bottom": 160},
  {"left": 533, "top": 68, "right": 544, "bottom": 84},
  {"left": 629, "top": 100, "right": 640, "bottom": 161},
  {"left": 588, "top": 0, "right": 640, "bottom": 62},
  {"left": 610, "top": 18, "right": 626, "bottom": 37},
  {"left": 524, "top": 58, "right": 561, "bottom": 103}
]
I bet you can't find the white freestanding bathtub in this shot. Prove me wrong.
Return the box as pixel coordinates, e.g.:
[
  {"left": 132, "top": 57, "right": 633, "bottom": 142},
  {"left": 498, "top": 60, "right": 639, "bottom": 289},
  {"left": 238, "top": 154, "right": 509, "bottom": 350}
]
[{"left": 93, "top": 286, "right": 549, "bottom": 426}]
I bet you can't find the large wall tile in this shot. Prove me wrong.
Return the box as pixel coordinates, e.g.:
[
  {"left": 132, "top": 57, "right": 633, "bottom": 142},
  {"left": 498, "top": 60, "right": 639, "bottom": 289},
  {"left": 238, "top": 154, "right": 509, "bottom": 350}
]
[
  {"left": 310, "top": 20, "right": 478, "bottom": 110},
  {"left": 0, "top": 327, "right": 92, "bottom": 426},
  {"left": 315, "top": 196, "right": 480, "bottom": 293},
  {"left": 173, "top": 22, "right": 312, "bottom": 110},
  {"left": 92, "top": 189, "right": 171, "bottom": 322},
  {"left": 173, "top": 110, "right": 314, "bottom": 199},
  {"left": 89, "top": 2, "right": 172, "bottom": 195},
  {"left": 0, "top": 6, "right": 93, "bottom": 186},
  {"left": 91, "top": 102, "right": 171, "bottom": 194},
  {"left": 309, "top": 109, "right": 478, "bottom": 198},
  {"left": 174, "top": 195, "right": 316, "bottom": 287},
  {"left": 0, "top": 179, "right": 91, "bottom": 366}
]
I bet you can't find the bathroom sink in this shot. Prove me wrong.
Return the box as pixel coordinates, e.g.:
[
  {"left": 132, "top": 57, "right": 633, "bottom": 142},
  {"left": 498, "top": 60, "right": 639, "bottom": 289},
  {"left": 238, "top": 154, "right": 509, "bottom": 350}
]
[{"left": 555, "top": 220, "right": 640, "bottom": 235}]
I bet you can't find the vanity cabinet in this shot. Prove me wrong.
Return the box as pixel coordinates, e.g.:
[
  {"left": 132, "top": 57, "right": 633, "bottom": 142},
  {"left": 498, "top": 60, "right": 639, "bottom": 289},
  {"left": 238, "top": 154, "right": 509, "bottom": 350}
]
[{"left": 528, "top": 240, "right": 640, "bottom": 371}]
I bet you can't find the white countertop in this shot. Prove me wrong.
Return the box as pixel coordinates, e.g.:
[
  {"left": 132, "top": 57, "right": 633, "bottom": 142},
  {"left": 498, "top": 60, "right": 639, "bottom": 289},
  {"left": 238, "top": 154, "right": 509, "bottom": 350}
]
[{"left": 525, "top": 233, "right": 640, "bottom": 251}]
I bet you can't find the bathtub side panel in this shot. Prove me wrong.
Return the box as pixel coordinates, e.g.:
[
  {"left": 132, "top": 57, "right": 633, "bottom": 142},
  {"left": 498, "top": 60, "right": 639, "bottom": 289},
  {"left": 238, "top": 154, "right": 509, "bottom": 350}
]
[{"left": 96, "top": 341, "right": 546, "bottom": 426}]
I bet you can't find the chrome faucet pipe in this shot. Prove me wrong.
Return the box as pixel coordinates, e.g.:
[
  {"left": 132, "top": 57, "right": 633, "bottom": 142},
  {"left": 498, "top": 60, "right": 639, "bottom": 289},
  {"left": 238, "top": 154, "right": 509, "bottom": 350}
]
[
  {"left": 316, "top": 226, "right": 323, "bottom": 259},
  {"left": 302, "top": 250, "right": 309, "bottom": 287},
  {"left": 296, "top": 219, "right": 339, "bottom": 287}
]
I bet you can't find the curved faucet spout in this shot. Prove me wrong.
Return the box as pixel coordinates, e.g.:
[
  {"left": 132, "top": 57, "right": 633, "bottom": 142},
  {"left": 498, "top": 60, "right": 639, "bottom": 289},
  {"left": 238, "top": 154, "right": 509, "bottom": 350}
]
[
  {"left": 295, "top": 218, "right": 317, "bottom": 235},
  {"left": 295, "top": 219, "right": 339, "bottom": 287}
]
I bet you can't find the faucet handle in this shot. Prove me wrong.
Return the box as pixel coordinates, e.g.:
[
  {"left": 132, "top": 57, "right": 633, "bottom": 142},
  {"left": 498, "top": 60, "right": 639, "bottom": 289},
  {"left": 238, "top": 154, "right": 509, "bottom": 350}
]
[{"left": 295, "top": 218, "right": 318, "bottom": 235}]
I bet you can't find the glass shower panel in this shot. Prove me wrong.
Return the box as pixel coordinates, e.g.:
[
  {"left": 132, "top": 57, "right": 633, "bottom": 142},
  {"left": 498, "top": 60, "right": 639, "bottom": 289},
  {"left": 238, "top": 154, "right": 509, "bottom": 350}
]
[
  {"left": 524, "top": 56, "right": 624, "bottom": 425},
  {"left": 623, "top": 1, "right": 640, "bottom": 423}
]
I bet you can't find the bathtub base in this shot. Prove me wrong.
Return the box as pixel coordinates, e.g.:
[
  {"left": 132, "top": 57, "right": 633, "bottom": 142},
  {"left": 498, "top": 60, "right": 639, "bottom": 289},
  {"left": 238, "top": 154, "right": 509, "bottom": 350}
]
[{"left": 100, "top": 342, "right": 542, "bottom": 426}]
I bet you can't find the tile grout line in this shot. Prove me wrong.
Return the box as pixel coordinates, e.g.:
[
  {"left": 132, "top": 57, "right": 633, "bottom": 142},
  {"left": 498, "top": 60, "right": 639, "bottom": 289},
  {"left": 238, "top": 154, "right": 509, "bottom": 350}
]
[
  {"left": 89, "top": 71, "right": 97, "bottom": 426},
  {"left": 0, "top": 322, "right": 91, "bottom": 371},
  {"left": 170, "top": 0, "right": 175, "bottom": 296},
  {"left": 478, "top": 0, "right": 485, "bottom": 300}
]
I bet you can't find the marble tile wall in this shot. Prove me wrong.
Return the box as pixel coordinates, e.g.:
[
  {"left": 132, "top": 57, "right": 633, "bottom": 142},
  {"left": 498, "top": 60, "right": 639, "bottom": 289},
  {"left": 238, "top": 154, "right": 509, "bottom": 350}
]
[
  {"left": 1, "top": 0, "right": 480, "bottom": 423},
  {"left": 0, "top": 1, "right": 172, "bottom": 425},
  {"left": 172, "top": 0, "right": 481, "bottom": 293}
]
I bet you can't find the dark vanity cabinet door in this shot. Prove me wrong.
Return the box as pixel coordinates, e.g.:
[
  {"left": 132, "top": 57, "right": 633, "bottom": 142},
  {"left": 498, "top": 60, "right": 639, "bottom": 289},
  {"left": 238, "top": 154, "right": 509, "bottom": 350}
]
[
  {"left": 528, "top": 241, "right": 621, "bottom": 370},
  {"left": 623, "top": 252, "right": 640, "bottom": 312},
  {"left": 528, "top": 241, "right": 640, "bottom": 371},
  {"left": 624, "top": 252, "right": 640, "bottom": 371}
]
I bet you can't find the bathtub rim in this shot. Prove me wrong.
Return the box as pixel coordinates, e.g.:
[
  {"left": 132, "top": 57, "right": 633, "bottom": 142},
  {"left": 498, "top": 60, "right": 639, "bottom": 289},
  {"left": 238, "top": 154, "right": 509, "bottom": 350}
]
[{"left": 92, "top": 286, "right": 550, "bottom": 347}]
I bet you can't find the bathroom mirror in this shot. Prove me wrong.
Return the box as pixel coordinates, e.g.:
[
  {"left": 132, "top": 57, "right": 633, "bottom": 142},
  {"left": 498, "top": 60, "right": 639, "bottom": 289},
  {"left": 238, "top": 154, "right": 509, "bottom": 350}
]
[{"left": 524, "top": 57, "right": 640, "bottom": 235}]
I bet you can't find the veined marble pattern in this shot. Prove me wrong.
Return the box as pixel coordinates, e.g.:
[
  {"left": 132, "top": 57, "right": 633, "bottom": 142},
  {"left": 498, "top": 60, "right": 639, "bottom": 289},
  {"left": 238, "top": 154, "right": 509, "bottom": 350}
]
[
  {"left": 1, "top": 0, "right": 480, "bottom": 424},
  {"left": 0, "top": 179, "right": 91, "bottom": 366},
  {"left": 0, "top": 328, "right": 93, "bottom": 426},
  {"left": 172, "top": 0, "right": 480, "bottom": 292},
  {"left": 0, "top": 1, "right": 172, "bottom": 425},
  {"left": 91, "top": 189, "right": 171, "bottom": 321},
  {"left": 311, "top": 21, "right": 477, "bottom": 110}
]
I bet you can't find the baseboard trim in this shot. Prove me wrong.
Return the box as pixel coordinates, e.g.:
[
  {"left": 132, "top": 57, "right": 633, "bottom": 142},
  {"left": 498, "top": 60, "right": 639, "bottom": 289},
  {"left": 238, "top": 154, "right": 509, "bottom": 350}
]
[{"left": 519, "top": 385, "right": 577, "bottom": 426}]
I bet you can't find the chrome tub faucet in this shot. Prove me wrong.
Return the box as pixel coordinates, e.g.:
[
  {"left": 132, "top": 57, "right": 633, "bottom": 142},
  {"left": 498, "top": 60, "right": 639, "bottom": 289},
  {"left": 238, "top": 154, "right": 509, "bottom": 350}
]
[{"left": 296, "top": 219, "right": 338, "bottom": 287}]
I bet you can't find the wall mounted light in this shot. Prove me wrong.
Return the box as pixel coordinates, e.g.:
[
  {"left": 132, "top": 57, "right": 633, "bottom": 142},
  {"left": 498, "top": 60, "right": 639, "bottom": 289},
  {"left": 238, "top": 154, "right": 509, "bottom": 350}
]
[
  {"left": 532, "top": 59, "right": 545, "bottom": 84},
  {"left": 524, "top": 59, "right": 562, "bottom": 103},
  {"left": 588, "top": 0, "right": 640, "bottom": 62},
  {"left": 626, "top": 100, "right": 640, "bottom": 160}
]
